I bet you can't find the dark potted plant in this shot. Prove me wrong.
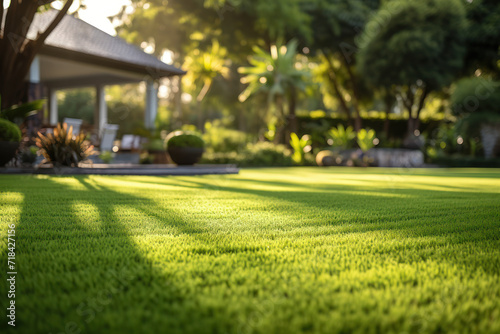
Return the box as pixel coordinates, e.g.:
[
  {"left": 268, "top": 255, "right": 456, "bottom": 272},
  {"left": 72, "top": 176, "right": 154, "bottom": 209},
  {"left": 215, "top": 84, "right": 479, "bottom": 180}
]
[
  {"left": 36, "top": 123, "right": 95, "bottom": 167},
  {"left": 166, "top": 131, "right": 205, "bottom": 165},
  {"left": 0, "top": 119, "right": 22, "bottom": 166}
]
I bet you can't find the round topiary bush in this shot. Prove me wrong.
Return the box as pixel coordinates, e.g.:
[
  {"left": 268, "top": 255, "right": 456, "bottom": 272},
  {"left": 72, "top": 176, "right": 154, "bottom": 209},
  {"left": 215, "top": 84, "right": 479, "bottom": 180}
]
[
  {"left": 0, "top": 119, "right": 22, "bottom": 142},
  {"left": 165, "top": 131, "right": 205, "bottom": 165},
  {"left": 0, "top": 119, "right": 22, "bottom": 166},
  {"left": 166, "top": 131, "right": 205, "bottom": 149}
]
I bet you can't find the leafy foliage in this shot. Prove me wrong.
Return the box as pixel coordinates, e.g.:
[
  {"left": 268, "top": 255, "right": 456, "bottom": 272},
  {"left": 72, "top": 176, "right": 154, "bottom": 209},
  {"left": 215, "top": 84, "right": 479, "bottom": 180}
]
[
  {"left": 452, "top": 78, "right": 500, "bottom": 136},
  {"left": 183, "top": 40, "right": 230, "bottom": 102},
  {"left": 57, "top": 89, "right": 95, "bottom": 124},
  {"left": 201, "top": 141, "right": 293, "bottom": 166},
  {"left": 451, "top": 78, "right": 500, "bottom": 116},
  {"left": 0, "top": 99, "right": 45, "bottom": 123},
  {"left": 289, "top": 132, "right": 312, "bottom": 164},
  {"left": 99, "top": 151, "right": 114, "bottom": 164},
  {"left": 0, "top": 119, "right": 22, "bottom": 142},
  {"left": 358, "top": 0, "right": 467, "bottom": 91},
  {"left": 356, "top": 128, "right": 376, "bottom": 152},
  {"left": 35, "top": 123, "right": 95, "bottom": 167},
  {"left": 238, "top": 39, "right": 310, "bottom": 140},
  {"left": 238, "top": 40, "right": 308, "bottom": 103},
  {"left": 463, "top": 0, "right": 500, "bottom": 78},
  {"left": 203, "top": 121, "right": 249, "bottom": 153},
  {"left": 166, "top": 131, "right": 205, "bottom": 149},
  {"left": 328, "top": 124, "right": 356, "bottom": 148}
]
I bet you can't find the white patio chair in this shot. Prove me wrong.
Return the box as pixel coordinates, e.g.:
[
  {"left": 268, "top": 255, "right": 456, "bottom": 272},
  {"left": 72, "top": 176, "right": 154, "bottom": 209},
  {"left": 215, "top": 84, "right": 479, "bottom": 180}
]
[
  {"left": 100, "top": 124, "right": 119, "bottom": 152},
  {"left": 63, "top": 118, "right": 83, "bottom": 135},
  {"left": 120, "top": 134, "right": 141, "bottom": 151}
]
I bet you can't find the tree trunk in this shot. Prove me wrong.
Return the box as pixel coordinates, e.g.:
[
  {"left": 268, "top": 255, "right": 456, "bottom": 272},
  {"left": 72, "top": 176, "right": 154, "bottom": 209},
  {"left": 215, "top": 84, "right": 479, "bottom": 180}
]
[
  {"left": 196, "top": 99, "right": 204, "bottom": 131},
  {"left": 0, "top": 1, "right": 73, "bottom": 109},
  {"left": 413, "top": 87, "right": 428, "bottom": 132},
  {"left": 274, "top": 95, "right": 286, "bottom": 144},
  {"left": 340, "top": 56, "right": 362, "bottom": 132},
  {"left": 383, "top": 94, "right": 392, "bottom": 139},
  {"left": 321, "top": 52, "right": 352, "bottom": 125},
  {"left": 287, "top": 86, "right": 298, "bottom": 136}
]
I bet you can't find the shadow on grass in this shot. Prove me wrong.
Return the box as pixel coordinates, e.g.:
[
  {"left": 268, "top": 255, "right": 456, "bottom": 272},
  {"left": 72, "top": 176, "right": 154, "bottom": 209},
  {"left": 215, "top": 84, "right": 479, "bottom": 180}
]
[
  {"left": 123, "top": 175, "right": 500, "bottom": 243},
  {"left": 0, "top": 176, "right": 232, "bottom": 334},
  {"left": 1, "top": 172, "right": 499, "bottom": 334}
]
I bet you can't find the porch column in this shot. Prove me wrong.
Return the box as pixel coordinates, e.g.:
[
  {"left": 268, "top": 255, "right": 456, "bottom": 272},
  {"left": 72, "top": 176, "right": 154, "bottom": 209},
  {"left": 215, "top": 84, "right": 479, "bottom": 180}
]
[
  {"left": 49, "top": 89, "right": 58, "bottom": 126},
  {"left": 95, "top": 84, "right": 107, "bottom": 136},
  {"left": 29, "top": 56, "right": 41, "bottom": 84},
  {"left": 145, "top": 80, "right": 158, "bottom": 130},
  {"left": 28, "top": 57, "right": 44, "bottom": 130}
]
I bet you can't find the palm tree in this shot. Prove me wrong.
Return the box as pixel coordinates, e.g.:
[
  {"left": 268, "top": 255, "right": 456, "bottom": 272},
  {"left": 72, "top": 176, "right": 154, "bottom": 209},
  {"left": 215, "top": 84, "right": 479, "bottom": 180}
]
[
  {"left": 183, "top": 40, "right": 229, "bottom": 129},
  {"left": 238, "top": 40, "right": 309, "bottom": 143}
]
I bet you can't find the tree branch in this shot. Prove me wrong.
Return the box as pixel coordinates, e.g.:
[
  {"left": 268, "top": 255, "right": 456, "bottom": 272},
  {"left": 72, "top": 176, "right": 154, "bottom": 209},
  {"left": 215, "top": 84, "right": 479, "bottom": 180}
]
[
  {"left": 414, "top": 86, "right": 428, "bottom": 129},
  {"left": 320, "top": 50, "right": 352, "bottom": 123},
  {"left": 34, "top": 0, "right": 74, "bottom": 47}
]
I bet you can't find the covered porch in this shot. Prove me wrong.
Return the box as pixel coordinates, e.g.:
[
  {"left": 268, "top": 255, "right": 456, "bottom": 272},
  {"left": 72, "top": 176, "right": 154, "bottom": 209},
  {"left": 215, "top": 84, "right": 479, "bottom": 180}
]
[{"left": 26, "top": 10, "right": 185, "bottom": 141}]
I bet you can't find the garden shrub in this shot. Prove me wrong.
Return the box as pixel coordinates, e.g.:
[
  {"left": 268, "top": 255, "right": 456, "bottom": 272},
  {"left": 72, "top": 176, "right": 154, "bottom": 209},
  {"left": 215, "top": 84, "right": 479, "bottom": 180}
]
[
  {"left": 0, "top": 119, "right": 22, "bottom": 142},
  {"left": 328, "top": 124, "right": 356, "bottom": 149},
  {"left": 166, "top": 131, "right": 205, "bottom": 149},
  {"left": 201, "top": 141, "right": 293, "bottom": 167},
  {"left": 298, "top": 116, "right": 441, "bottom": 145},
  {"left": 203, "top": 121, "right": 249, "bottom": 153},
  {"left": 244, "top": 142, "right": 293, "bottom": 167},
  {"left": 36, "top": 123, "right": 94, "bottom": 167}
]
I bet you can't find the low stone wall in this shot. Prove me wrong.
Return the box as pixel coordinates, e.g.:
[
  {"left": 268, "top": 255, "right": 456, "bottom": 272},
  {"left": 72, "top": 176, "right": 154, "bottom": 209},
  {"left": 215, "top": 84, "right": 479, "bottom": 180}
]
[{"left": 366, "top": 148, "right": 424, "bottom": 167}]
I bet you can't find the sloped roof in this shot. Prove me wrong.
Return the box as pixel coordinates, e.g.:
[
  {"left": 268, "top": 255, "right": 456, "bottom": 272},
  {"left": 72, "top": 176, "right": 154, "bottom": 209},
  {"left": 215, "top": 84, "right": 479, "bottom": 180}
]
[{"left": 28, "top": 10, "right": 185, "bottom": 78}]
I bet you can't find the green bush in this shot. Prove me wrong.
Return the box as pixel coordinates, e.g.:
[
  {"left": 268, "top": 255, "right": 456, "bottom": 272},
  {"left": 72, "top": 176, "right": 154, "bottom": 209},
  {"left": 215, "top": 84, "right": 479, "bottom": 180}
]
[
  {"left": 298, "top": 116, "right": 442, "bottom": 145},
  {"left": 99, "top": 151, "right": 113, "bottom": 164},
  {"left": 0, "top": 119, "right": 22, "bottom": 142},
  {"left": 201, "top": 142, "right": 293, "bottom": 167},
  {"left": 290, "top": 133, "right": 311, "bottom": 164},
  {"left": 144, "top": 139, "right": 165, "bottom": 151},
  {"left": 357, "top": 129, "right": 377, "bottom": 152},
  {"left": 166, "top": 131, "right": 205, "bottom": 149},
  {"left": 203, "top": 121, "right": 248, "bottom": 153},
  {"left": 452, "top": 78, "right": 500, "bottom": 135},
  {"left": 244, "top": 142, "right": 293, "bottom": 167},
  {"left": 451, "top": 78, "right": 500, "bottom": 116}
]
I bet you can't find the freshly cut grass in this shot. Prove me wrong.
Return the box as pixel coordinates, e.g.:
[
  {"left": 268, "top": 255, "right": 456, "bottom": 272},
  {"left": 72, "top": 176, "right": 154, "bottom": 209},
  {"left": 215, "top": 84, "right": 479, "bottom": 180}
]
[{"left": 1, "top": 168, "right": 499, "bottom": 334}]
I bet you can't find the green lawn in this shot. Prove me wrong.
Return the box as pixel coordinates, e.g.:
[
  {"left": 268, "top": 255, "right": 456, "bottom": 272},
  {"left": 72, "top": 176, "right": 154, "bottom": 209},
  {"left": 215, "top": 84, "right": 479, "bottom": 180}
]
[{"left": 1, "top": 168, "right": 500, "bottom": 334}]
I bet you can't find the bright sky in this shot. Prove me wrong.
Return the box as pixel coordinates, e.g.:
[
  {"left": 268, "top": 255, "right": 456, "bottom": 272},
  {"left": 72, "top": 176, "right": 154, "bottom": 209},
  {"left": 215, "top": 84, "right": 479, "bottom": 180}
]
[
  {"left": 2, "top": 0, "right": 132, "bottom": 36},
  {"left": 60, "top": 0, "right": 132, "bottom": 36}
]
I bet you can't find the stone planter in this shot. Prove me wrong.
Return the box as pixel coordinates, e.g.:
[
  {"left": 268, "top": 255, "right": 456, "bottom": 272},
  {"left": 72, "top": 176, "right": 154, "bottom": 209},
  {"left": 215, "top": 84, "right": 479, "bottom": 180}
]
[
  {"left": 366, "top": 148, "right": 424, "bottom": 167},
  {"left": 0, "top": 141, "right": 20, "bottom": 166},
  {"left": 167, "top": 147, "right": 204, "bottom": 165}
]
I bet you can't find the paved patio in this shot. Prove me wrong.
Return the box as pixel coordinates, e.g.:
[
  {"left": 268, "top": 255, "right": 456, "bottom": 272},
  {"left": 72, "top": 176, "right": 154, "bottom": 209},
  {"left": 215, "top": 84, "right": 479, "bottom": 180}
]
[{"left": 0, "top": 164, "right": 239, "bottom": 176}]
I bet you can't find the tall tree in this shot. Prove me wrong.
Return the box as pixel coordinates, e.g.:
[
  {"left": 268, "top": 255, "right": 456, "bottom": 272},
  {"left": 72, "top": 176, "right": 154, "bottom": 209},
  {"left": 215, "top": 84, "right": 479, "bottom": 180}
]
[
  {"left": 462, "top": 0, "right": 500, "bottom": 79},
  {"left": 357, "top": 0, "right": 467, "bottom": 139},
  {"left": 183, "top": 40, "right": 230, "bottom": 129},
  {"left": 238, "top": 40, "right": 309, "bottom": 143},
  {"left": 300, "top": 0, "right": 380, "bottom": 132},
  {"left": 0, "top": 0, "right": 74, "bottom": 109}
]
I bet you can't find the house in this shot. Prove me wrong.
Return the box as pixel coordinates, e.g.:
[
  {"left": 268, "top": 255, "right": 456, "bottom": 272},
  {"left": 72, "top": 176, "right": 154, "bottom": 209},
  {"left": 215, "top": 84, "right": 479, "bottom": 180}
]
[{"left": 26, "top": 10, "right": 185, "bottom": 136}]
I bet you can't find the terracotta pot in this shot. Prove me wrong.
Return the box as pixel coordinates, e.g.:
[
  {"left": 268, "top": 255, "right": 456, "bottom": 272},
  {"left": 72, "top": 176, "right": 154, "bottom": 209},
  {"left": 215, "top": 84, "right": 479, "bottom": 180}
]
[
  {"left": 167, "top": 147, "right": 204, "bottom": 165},
  {"left": 0, "top": 141, "right": 20, "bottom": 166}
]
